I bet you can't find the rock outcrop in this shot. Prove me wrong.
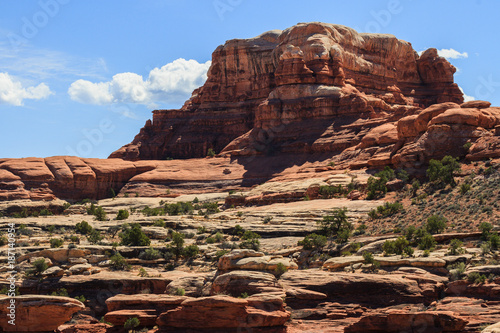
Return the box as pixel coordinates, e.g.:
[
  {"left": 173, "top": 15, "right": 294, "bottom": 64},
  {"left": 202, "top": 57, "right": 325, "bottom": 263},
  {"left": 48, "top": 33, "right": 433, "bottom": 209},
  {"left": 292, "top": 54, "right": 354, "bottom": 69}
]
[
  {"left": 111, "top": 22, "right": 464, "bottom": 162},
  {"left": 0, "top": 295, "right": 84, "bottom": 332}
]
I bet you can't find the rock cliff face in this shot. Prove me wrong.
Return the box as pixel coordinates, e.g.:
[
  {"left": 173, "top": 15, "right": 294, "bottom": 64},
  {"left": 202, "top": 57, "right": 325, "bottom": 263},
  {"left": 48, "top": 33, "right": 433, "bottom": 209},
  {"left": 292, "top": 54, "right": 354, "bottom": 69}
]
[{"left": 110, "top": 22, "right": 465, "bottom": 161}]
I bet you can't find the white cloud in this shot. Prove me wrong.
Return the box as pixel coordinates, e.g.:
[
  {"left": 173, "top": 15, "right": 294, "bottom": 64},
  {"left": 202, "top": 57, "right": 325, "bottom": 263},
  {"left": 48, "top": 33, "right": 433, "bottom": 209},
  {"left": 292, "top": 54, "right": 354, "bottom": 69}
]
[
  {"left": 437, "top": 48, "right": 468, "bottom": 60},
  {"left": 68, "top": 58, "right": 211, "bottom": 106},
  {"left": 459, "top": 86, "right": 475, "bottom": 102},
  {"left": 0, "top": 72, "right": 53, "bottom": 106}
]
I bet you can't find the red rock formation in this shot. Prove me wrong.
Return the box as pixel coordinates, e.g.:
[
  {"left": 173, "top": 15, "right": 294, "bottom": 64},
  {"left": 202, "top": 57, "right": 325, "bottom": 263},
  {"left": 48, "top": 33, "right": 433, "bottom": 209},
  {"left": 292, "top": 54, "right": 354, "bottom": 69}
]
[
  {"left": 156, "top": 295, "right": 290, "bottom": 330},
  {"left": 0, "top": 295, "right": 84, "bottom": 332},
  {"left": 111, "top": 22, "right": 463, "bottom": 161},
  {"left": 344, "top": 310, "right": 467, "bottom": 333}
]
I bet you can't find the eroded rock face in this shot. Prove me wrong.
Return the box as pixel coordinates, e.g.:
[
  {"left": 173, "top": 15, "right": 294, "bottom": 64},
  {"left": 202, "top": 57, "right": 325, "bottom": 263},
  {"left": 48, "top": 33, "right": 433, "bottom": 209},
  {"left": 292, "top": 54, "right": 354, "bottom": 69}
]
[
  {"left": 344, "top": 310, "right": 467, "bottom": 333},
  {"left": 156, "top": 295, "right": 290, "bottom": 330},
  {"left": 0, "top": 295, "right": 84, "bottom": 332},
  {"left": 111, "top": 22, "right": 464, "bottom": 161}
]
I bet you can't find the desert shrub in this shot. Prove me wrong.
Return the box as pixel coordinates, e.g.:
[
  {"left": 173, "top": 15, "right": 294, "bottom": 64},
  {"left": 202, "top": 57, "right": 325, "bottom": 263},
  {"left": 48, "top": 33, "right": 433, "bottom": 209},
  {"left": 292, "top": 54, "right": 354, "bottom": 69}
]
[
  {"left": 336, "top": 228, "right": 351, "bottom": 244},
  {"left": 87, "top": 229, "right": 103, "bottom": 244},
  {"left": 298, "top": 233, "right": 327, "bottom": 250},
  {"left": 382, "top": 236, "right": 409, "bottom": 256},
  {"left": 460, "top": 183, "right": 471, "bottom": 194},
  {"left": 368, "top": 202, "right": 403, "bottom": 219},
  {"left": 463, "top": 142, "right": 472, "bottom": 151},
  {"left": 170, "top": 232, "right": 185, "bottom": 259},
  {"left": 31, "top": 258, "right": 48, "bottom": 276},
  {"left": 164, "top": 202, "right": 194, "bottom": 216},
  {"left": 427, "top": 155, "right": 460, "bottom": 187},
  {"left": 366, "top": 176, "right": 388, "bottom": 200},
  {"left": 275, "top": 262, "right": 288, "bottom": 277},
  {"left": 207, "top": 148, "right": 216, "bottom": 157},
  {"left": 123, "top": 317, "right": 140, "bottom": 330},
  {"left": 183, "top": 244, "right": 199, "bottom": 258},
  {"left": 139, "top": 247, "right": 162, "bottom": 260},
  {"left": 404, "top": 225, "right": 417, "bottom": 241},
  {"left": 481, "top": 242, "right": 491, "bottom": 255},
  {"left": 17, "top": 224, "right": 33, "bottom": 236},
  {"left": 110, "top": 252, "right": 130, "bottom": 270},
  {"left": 319, "top": 208, "right": 350, "bottom": 236},
  {"left": 426, "top": 215, "right": 447, "bottom": 234},
  {"left": 174, "top": 288, "right": 185, "bottom": 296},
  {"left": 39, "top": 208, "right": 53, "bottom": 216},
  {"left": 488, "top": 233, "right": 500, "bottom": 250},
  {"left": 479, "top": 222, "right": 493, "bottom": 240},
  {"left": 154, "top": 219, "right": 166, "bottom": 227},
  {"left": 467, "top": 272, "right": 487, "bottom": 284},
  {"left": 240, "top": 230, "right": 261, "bottom": 251},
  {"left": 51, "top": 288, "right": 69, "bottom": 297},
  {"left": 50, "top": 238, "right": 64, "bottom": 248},
  {"left": 116, "top": 209, "right": 130, "bottom": 220},
  {"left": 214, "top": 232, "right": 224, "bottom": 242},
  {"left": 94, "top": 206, "right": 107, "bottom": 221},
  {"left": 141, "top": 206, "right": 164, "bottom": 216},
  {"left": 120, "top": 224, "right": 151, "bottom": 246},
  {"left": 319, "top": 185, "right": 347, "bottom": 198},
  {"left": 448, "top": 262, "right": 466, "bottom": 281},
  {"left": 418, "top": 233, "right": 436, "bottom": 250},
  {"left": 202, "top": 202, "right": 220, "bottom": 215},
  {"left": 448, "top": 239, "right": 465, "bottom": 255},
  {"left": 231, "top": 224, "right": 245, "bottom": 236},
  {"left": 75, "top": 295, "right": 86, "bottom": 303}
]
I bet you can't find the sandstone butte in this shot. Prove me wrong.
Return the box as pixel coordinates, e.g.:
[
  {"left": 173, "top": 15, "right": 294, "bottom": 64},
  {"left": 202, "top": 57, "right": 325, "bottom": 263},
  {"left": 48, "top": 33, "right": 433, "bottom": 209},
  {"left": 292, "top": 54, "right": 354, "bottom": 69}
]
[{"left": 0, "top": 23, "right": 499, "bottom": 202}]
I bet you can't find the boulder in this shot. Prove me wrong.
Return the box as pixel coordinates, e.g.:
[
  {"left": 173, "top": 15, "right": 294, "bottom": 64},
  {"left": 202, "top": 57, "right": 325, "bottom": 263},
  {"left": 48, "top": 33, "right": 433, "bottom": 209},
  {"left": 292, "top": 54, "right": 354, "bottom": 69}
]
[
  {"left": 211, "top": 270, "right": 283, "bottom": 297},
  {"left": 0, "top": 295, "right": 84, "bottom": 332},
  {"left": 218, "top": 250, "right": 298, "bottom": 273}
]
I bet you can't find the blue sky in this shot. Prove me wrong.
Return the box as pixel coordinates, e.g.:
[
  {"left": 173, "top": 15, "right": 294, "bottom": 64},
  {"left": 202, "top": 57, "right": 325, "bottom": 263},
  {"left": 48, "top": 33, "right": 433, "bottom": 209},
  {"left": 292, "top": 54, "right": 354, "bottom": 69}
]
[{"left": 0, "top": 0, "right": 499, "bottom": 158}]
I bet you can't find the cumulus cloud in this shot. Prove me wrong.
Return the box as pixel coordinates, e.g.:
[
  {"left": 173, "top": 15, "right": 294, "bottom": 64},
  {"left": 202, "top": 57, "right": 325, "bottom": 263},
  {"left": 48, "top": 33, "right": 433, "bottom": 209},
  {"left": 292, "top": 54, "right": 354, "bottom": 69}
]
[
  {"left": 459, "top": 86, "right": 475, "bottom": 102},
  {"left": 0, "top": 72, "right": 53, "bottom": 106},
  {"left": 68, "top": 58, "right": 211, "bottom": 106},
  {"left": 437, "top": 48, "right": 468, "bottom": 60}
]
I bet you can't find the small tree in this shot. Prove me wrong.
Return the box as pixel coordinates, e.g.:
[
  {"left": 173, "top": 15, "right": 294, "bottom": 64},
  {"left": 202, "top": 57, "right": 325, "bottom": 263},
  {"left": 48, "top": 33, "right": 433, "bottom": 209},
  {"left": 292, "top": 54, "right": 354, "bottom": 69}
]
[
  {"left": 120, "top": 224, "right": 151, "bottom": 246},
  {"left": 298, "top": 234, "right": 327, "bottom": 250},
  {"left": 75, "top": 221, "right": 93, "bottom": 234},
  {"left": 427, "top": 155, "right": 460, "bottom": 187},
  {"left": 110, "top": 252, "right": 130, "bottom": 270},
  {"left": 87, "top": 229, "right": 103, "bottom": 245},
  {"left": 448, "top": 239, "right": 465, "bottom": 255},
  {"left": 171, "top": 232, "right": 185, "bottom": 259},
  {"left": 116, "top": 209, "right": 130, "bottom": 220},
  {"left": 183, "top": 244, "right": 199, "bottom": 259},
  {"left": 207, "top": 148, "right": 216, "bottom": 157},
  {"left": 319, "top": 208, "right": 349, "bottom": 236},
  {"left": 426, "top": 215, "right": 447, "bottom": 234},
  {"left": 94, "top": 206, "right": 107, "bottom": 221},
  {"left": 479, "top": 222, "right": 493, "bottom": 240}
]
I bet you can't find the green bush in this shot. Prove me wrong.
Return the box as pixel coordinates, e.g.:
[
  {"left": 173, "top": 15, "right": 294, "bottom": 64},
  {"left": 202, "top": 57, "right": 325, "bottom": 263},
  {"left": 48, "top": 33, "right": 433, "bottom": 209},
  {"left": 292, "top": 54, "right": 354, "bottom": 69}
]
[
  {"left": 207, "top": 148, "right": 216, "bottom": 157},
  {"left": 116, "top": 209, "right": 130, "bottom": 220},
  {"left": 31, "top": 258, "right": 48, "bottom": 276},
  {"left": 183, "top": 244, "right": 199, "bottom": 258},
  {"left": 488, "top": 233, "right": 500, "bottom": 250},
  {"left": 448, "top": 239, "right": 465, "bottom": 255},
  {"left": 87, "top": 229, "right": 103, "bottom": 244},
  {"left": 318, "top": 185, "right": 347, "bottom": 198},
  {"left": 50, "top": 238, "right": 64, "bottom": 248},
  {"left": 366, "top": 176, "right": 388, "bottom": 200},
  {"left": 120, "top": 224, "right": 151, "bottom": 246},
  {"left": 138, "top": 247, "right": 162, "bottom": 260},
  {"left": 110, "top": 252, "right": 130, "bottom": 270},
  {"left": 382, "top": 237, "right": 410, "bottom": 256},
  {"left": 94, "top": 206, "right": 107, "bottom": 221},
  {"left": 123, "top": 317, "right": 140, "bottom": 330},
  {"left": 426, "top": 155, "right": 460, "bottom": 187},
  {"left": 467, "top": 272, "right": 487, "bottom": 284},
  {"left": 51, "top": 288, "right": 69, "bottom": 297},
  {"left": 418, "top": 233, "right": 436, "bottom": 250},
  {"left": 460, "top": 183, "right": 471, "bottom": 194},
  {"left": 275, "top": 262, "right": 288, "bottom": 277},
  {"left": 202, "top": 202, "right": 220, "bottom": 215},
  {"left": 426, "top": 215, "right": 447, "bottom": 234},
  {"left": 319, "top": 208, "right": 350, "bottom": 236},
  {"left": 363, "top": 251, "right": 375, "bottom": 264},
  {"left": 479, "top": 222, "right": 493, "bottom": 240},
  {"left": 336, "top": 228, "right": 351, "bottom": 244},
  {"left": 298, "top": 234, "right": 327, "bottom": 250},
  {"left": 240, "top": 230, "right": 261, "bottom": 251},
  {"left": 368, "top": 202, "right": 403, "bottom": 219},
  {"left": 75, "top": 221, "right": 93, "bottom": 235},
  {"left": 17, "top": 224, "right": 33, "bottom": 236}
]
